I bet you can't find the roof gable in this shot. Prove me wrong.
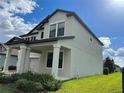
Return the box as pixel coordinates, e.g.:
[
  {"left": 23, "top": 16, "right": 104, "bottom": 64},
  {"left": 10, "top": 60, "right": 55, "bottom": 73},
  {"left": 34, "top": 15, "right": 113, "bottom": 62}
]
[
  {"left": 26, "top": 9, "right": 71, "bottom": 35},
  {"left": 5, "top": 37, "right": 25, "bottom": 45},
  {"left": 20, "top": 9, "right": 103, "bottom": 46},
  {"left": 0, "top": 43, "right": 6, "bottom": 52}
]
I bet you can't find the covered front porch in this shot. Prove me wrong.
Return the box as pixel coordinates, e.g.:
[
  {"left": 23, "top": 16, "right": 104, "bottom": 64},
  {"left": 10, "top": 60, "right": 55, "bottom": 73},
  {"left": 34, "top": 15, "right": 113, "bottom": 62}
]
[{"left": 3, "top": 43, "right": 71, "bottom": 80}]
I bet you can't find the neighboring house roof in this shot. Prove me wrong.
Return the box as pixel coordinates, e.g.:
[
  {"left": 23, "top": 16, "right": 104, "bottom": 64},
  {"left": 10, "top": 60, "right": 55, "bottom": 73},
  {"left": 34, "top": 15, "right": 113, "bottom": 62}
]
[
  {"left": 0, "top": 42, "right": 18, "bottom": 56},
  {"left": 0, "top": 43, "right": 6, "bottom": 52},
  {"left": 5, "top": 36, "right": 75, "bottom": 45},
  {"left": 114, "top": 64, "right": 121, "bottom": 69},
  {"left": 20, "top": 9, "right": 103, "bottom": 46}
]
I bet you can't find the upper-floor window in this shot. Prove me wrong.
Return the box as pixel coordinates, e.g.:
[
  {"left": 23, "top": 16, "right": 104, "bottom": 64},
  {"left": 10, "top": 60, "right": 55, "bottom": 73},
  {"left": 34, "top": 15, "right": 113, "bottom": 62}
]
[
  {"left": 34, "top": 36, "right": 36, "bottom": 40},
  {"left": 31, "top": 37, "right": 34, "bottom": 41},
  {"left": 49, "top": 24, "right": 56, "bottom": 38},
  {"left": 57, "top": 22, "right": 65, "bottom": 37},
  {"left": 49, "top": 22, "right": 65, "bottom": 38},
  {"left": 41, "top": 31, "right": 44, "bottom": 39},
  {"left": 27, "top": 37, "right": 30, "bottom": 41},
  {"left": 24, "top": 36, "right": 36, "bottom": 41},
  {"left": 24, "top": 38, "right": 27, "bottom": 41},
  {"left": 90, "top": 37, "right": 92, "bottom": 42}
]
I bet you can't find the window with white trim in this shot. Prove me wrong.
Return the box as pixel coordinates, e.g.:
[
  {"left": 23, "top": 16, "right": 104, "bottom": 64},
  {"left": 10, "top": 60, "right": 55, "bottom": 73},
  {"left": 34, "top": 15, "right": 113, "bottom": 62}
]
[
  {"left": 34, "top": 36, "right": 36, "bottom": 40},
  {"left": 27, "top": 37, "right": 30, "bottom": 41},
  {"left": 57, "top": 22, "right": 65, "bottom": 37},
  {"left": 41, "top": 32, "right": 44, "bottom": 38},
  {"left": 49, "top": 22, "right": 65, "bottom": 38},
  {"left": 40, "top": 30, "right": 44, "bottom": 39},
  {"left": 31, "top": 37, "right": 34, "bottom": 41},
  {"left": 46, "top": 52, "right": 63, "bottom": 68},
  {"left": 49, "top": 24, "right": 56, "bottom": 38}
]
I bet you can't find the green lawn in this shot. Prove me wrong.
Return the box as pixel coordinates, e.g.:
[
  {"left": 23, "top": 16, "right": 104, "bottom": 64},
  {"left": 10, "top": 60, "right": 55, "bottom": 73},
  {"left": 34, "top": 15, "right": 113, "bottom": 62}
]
[
  {"left": 0, "top": 84, "right": 13, "bottom": 93},
  {"left": 0, "top": 73, "right": 122, "bottom": 93},
  {"left": 53, "top": 73, "right": 122, "bottom": 93}
]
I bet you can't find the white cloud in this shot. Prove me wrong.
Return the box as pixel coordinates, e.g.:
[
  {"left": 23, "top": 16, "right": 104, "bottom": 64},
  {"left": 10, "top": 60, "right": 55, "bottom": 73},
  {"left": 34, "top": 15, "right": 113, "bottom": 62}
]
[
  {"left": 103, "top": 48, "right": 116, "bottom": 58},
  {"left": 0, "top": 0, "right": 38, "bottom": 14},
  {"left": 115, "top": 57, "right": 124, "bottom": 67},
  {"left": 103, "top": 47, "right": 124, "bottom": 58},
  {"left": 102, "top": 44, "right": 124, "bottom": 67},
  {"left": 5, "top": 34, "right": 16, "bottom": 38},
  {"left": 99, "top": 36, "right": 124, "bottom": 67},
  {"left": 103, "top": 48, "right": 124, "bottom": 67},
  {"left": 99, "top": 37, "right": 111, "bottom": 48},
  {"left": 116, "top": 47, "right": 124, "bottom": 57},
  {"left": 0, "top": 0, "right": 38, "bottom": 42},
  {"left": 109, "top": 0, "right": 124, "bottom": 8}
]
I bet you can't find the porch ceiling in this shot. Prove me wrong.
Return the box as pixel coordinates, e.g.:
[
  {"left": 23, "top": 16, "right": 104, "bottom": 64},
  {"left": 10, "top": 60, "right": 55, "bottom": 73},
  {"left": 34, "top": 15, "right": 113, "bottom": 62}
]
[
  {"left": 30, "top": 45, "right": 53, "bottom": 53},
  {"left": 30, "top": 45, "right": 70, "bottom": 53},
  {"left": 7, "top": 41, "right": 71, "bottom": 53},
  {"left": 5, "top": 36, "right": 75, "bottom": 45}
]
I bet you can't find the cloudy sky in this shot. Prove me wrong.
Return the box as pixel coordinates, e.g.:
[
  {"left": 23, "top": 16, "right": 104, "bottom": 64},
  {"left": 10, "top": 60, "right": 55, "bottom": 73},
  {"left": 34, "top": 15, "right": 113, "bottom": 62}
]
[{"left": 0, "top": 0, "right": 124, "bottom": 67}]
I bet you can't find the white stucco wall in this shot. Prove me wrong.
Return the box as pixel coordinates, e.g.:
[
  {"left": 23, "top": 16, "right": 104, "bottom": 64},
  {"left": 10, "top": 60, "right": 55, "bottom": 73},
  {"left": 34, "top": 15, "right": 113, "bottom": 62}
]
[
  {"left": 20, "top": 11, "right": 103, "bottom": 78},
  {"left": 38, "top": 48, "right": 71, "bottom": 78},
  {"left": 47, "top": 11, "right": 103, "bottom": 78},
  {"left": 43, "top": 12, "right": 68, "bottom": 39},
  {"left": 27, "top": 46, "right": 71, "bottom": 78}
]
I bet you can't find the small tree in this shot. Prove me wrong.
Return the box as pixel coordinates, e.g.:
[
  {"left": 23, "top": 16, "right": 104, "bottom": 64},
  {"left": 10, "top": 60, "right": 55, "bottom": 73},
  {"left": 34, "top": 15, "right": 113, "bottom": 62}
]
[{"left": 104, "top": 57, "right": 115, "bottom": 73}]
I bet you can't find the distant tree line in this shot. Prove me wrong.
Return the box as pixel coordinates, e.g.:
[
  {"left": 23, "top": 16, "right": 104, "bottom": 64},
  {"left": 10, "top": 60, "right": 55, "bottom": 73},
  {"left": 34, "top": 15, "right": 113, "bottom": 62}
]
[{"left": 103, "top": 57, "right": 121, "bottom": 75}]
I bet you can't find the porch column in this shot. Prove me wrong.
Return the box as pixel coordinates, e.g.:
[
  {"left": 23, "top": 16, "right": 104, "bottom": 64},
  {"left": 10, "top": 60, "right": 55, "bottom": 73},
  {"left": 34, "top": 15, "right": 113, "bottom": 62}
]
[
  {"left": 3, "top": 47, "right": 11, "bottom": 73},
  {"left": 17, "top": 45, "right": 27, "bottom": 73},
  {"left": 51, "top": 44, "right": 61, "bottom": 78},
  {"left": 24, "top": 47, "right": 31, "bottom": 72}
]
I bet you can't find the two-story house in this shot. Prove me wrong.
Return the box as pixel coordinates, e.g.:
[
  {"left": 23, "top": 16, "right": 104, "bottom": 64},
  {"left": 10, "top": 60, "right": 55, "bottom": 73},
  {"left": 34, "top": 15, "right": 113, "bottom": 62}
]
[{"left": 3, "top": 9, "right": 103, "bottom": 80}]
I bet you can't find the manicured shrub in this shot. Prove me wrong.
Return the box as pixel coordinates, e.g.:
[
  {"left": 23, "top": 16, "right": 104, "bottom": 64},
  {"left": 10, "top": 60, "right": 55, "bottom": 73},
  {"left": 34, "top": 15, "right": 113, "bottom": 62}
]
[
  {"left": 53, "top": 80, "right": 62, "bottom": 90},
  {"left": 0, "top": 74, "right": 20, "bottom": 84},
  {"left": 37, "top": 74, "right": 61, "bottom": 91},
  {"left": 34, "top": 82, "right": 44, "bottom": 92},
  {"left": 19, "top": 71, "right": 34, "bottom": 81},
  {"left": 43, "top": 79, "right": 62, "bottom": 91},
  {"left": 0, "top": 75, "right": 14, "bottom": 83},
  {"left": 0, "top": 71, "right": 62, "bottom": 91},
  {"left": 16, "top": 79, "right": 43, "bottom": 92},
  {"left": 17, "top": 72, "right": 62, "bottom": 91},
  {"left": 11, "top": 73, "right": 21, "bottom": 82},
  {"left": 0, "top": 72, "right": 4, "bottom": 76}
]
